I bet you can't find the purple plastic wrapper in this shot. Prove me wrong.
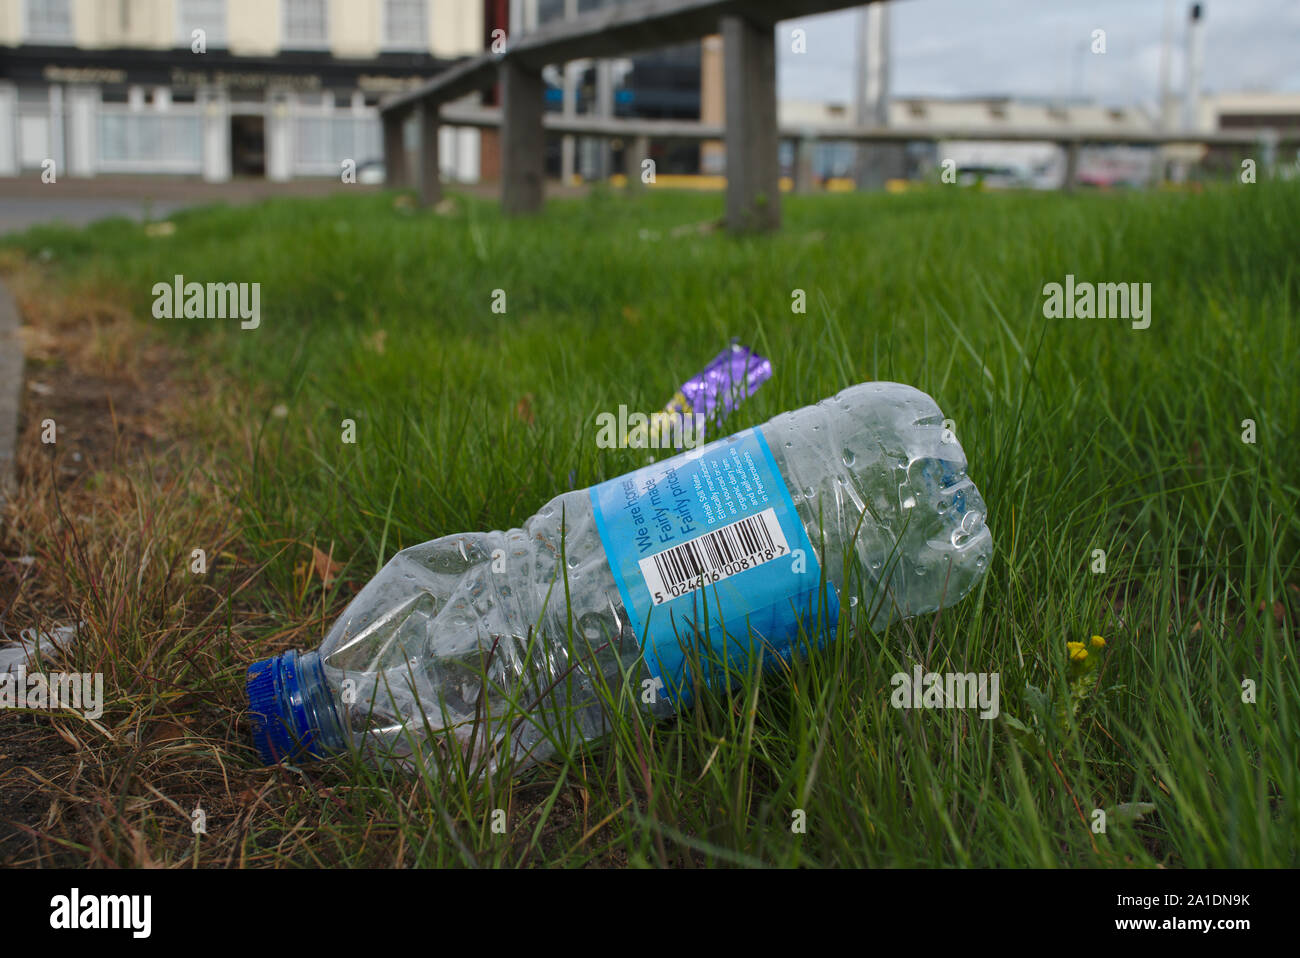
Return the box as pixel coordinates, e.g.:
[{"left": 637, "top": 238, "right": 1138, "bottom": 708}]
[{"left": 663, "top": 342, "right": 772, "bottom": 439}]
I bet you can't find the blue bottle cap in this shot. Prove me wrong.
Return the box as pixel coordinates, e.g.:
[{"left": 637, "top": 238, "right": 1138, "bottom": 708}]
[{"left": 246, "top": 650, "right": 321, "bottom": 765}]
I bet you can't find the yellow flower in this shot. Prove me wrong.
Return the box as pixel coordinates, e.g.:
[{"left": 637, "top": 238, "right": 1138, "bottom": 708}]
[
  {"left": 1070, "top": 646, "right": 1089, "bottom": 663},
  {"left": 1067, "top": 641, "right": 1086, "bottom": 654},
  {"left": 1091, "top": 635, "right": 1106, "bottom": 648}
]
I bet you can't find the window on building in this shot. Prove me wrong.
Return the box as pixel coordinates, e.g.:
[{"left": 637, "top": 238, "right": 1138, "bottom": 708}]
[
  {"left": 24, "top": 0, "right": 73, "bottom": 42},
  {"left": 175, "top": 0, "right": 227, "bottom": 48},
  {"left": 284, "top": 0, "right": 328, "bottom": 48},
  {"left": 538, "top": 0, "right": 566, "bottom": 26},
  {"left": 383, "top": 0, "right": 427, "bottom": 50}
]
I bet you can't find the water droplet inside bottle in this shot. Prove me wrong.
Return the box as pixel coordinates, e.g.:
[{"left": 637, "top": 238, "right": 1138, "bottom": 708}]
[{"left": 842, "top": 448, "right": 856, "bottom": 466}]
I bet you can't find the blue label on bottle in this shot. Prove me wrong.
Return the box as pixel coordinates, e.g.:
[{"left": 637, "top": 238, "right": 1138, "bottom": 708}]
[{"left": 589, "top": 428, "right": 839, "bottom": 708}]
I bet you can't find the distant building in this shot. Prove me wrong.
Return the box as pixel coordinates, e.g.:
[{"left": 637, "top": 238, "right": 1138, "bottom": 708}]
[
  {"left": 1193, "top": 92, "right": 1300, "bottom": 135},
  {"left": 494, "top": 0, "right": 703, "bottom": 179},
  {"left": 780, "top": 96, "right": 1161, "bottom": 188},
  {"left": 1196, "top": 91, "right": 1300, "bottom": 176},
  {"left": 0, "top": 0, "right": 483, "bottom": 181}
]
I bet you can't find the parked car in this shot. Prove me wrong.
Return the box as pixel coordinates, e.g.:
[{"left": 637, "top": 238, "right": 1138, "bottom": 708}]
[{"left": 357, "top": 160, "right": 386, "bottom": 185}]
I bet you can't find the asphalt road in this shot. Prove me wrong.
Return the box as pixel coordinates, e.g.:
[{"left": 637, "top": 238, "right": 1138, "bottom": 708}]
[
  {"left": 0, "top": 175, "right": 596, "bottom": 236},
  {"left": 0, "top": 176, "right": 385, "bottom": 236}
]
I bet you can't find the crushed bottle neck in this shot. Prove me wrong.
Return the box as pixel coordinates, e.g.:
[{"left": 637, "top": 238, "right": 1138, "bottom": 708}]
[{"left": 247, "top": 649, "right": 348, "bottom": 764}]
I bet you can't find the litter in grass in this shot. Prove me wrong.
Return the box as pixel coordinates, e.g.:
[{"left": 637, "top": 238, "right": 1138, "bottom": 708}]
[{"left": 0, "top": 623, "right": 79, "bottom": 674}]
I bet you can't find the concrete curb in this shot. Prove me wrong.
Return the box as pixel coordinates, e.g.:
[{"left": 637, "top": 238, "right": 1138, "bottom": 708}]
[{"left": 0, "top": 278, "right": 23, "bottom": 503}]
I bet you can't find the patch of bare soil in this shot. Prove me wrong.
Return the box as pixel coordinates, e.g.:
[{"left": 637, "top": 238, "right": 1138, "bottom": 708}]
[{"left": 0, "top": 257, "right": 259, "bottom": 866}]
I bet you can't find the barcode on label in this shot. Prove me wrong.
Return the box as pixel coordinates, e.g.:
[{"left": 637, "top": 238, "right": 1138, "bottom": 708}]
[{"left": 639, "top": 507, "right": 790, "bottom": 605}]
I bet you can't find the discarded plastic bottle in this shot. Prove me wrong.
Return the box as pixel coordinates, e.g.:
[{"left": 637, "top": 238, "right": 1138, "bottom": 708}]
[{"left": 247, "top": 381, "right": 993, "bottom": 773}]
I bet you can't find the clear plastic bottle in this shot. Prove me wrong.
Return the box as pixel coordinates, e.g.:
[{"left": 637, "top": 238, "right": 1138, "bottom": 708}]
[{"left": 247, "top": 381, "right": 992, "bottom": 773}]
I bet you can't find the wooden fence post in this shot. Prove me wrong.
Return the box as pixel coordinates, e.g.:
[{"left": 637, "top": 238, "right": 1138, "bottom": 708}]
[
  {"left": 419, "top": 100, "right": 441, "bottom": 206},
  {"left": 383, "top": 109, "right": 408, "bottom": 187},
  {"left": 722, "top": 14, "right": 780, "bottom": 231},
  {"left": 501, "top": 60, "right": 545, "bottom": 215}
]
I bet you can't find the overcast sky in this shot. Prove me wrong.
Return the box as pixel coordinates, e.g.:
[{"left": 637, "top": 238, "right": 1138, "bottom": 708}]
[{"left": 776, "top": 0, "right": 1300, "bottom": 109}]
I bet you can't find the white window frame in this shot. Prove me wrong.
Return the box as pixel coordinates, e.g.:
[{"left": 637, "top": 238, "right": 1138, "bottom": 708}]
[
  {"left": 174, "top": 0, "right": 228, "bottom": 48},
  {"left": 281, "top": 0, "right": 330, "bottom": 50},
  {"left": 22, "top": 0, "right": 75, "bottom": 43},
  {"left": 381, "top": 0, "right": 429, "bottom": 52}
]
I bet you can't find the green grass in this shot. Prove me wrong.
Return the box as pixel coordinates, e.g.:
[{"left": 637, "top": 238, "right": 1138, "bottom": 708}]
[{"left": 5, "top": 180, "right": 1298, "bottom": 867}]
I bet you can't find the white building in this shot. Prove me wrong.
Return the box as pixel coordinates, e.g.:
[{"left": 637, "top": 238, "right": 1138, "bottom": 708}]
[
  {"left": 780, "top": 95, "right": 1161, "bottom": 188},
  {"left": 0, "top": 0, "right": 484, "bottom": 181}
]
